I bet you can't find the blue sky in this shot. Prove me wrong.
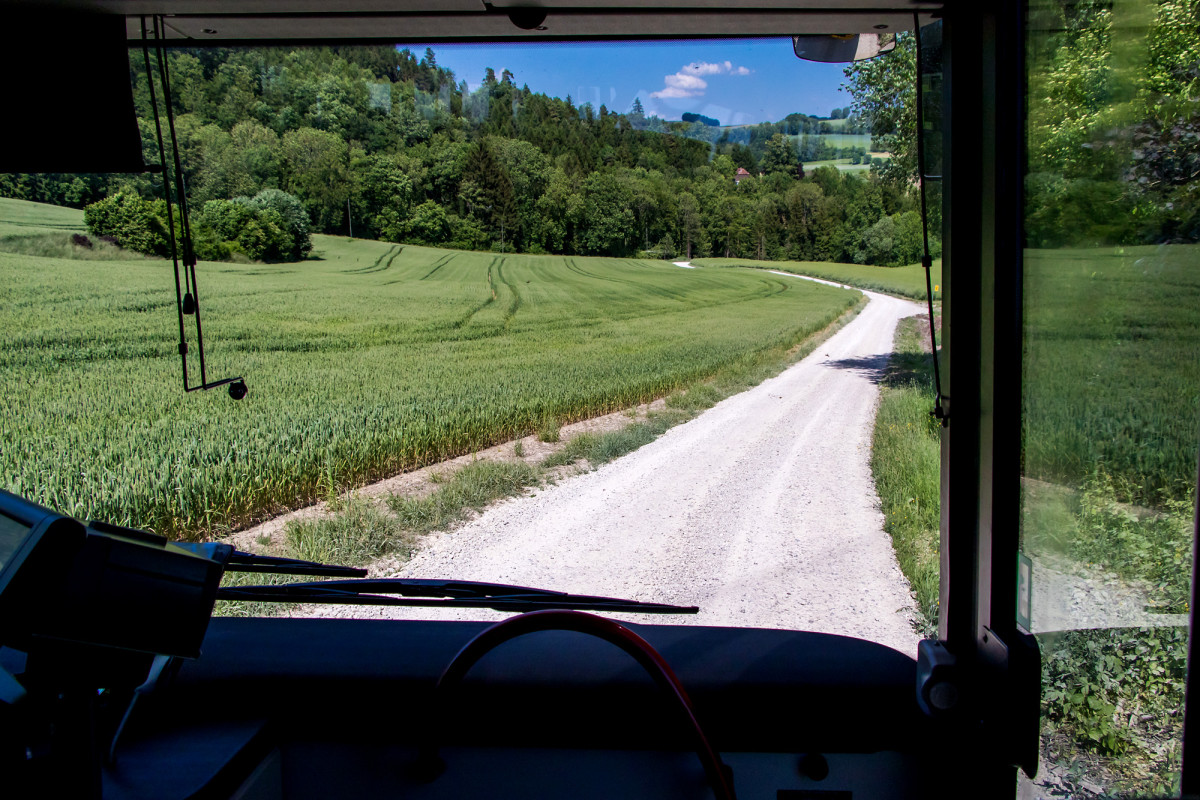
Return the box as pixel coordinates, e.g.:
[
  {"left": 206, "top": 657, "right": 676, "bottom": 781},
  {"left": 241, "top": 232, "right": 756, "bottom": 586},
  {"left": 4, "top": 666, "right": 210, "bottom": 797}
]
[{"left": 402, "top": 39, "right": 852, "bottom": 125}]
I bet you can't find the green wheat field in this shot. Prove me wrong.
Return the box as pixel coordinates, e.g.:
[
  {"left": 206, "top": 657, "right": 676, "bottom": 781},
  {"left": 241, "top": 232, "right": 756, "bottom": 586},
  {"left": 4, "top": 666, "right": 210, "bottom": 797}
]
[{"left": 0, "top": 198, "right": 861, "bottom": 538}]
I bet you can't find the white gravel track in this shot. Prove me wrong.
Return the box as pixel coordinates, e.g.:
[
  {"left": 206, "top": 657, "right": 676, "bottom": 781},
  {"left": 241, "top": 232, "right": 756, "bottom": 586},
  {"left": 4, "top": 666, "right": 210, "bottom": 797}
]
[{"left": 300, "top": 278, "right": 925, "bottom": 656}]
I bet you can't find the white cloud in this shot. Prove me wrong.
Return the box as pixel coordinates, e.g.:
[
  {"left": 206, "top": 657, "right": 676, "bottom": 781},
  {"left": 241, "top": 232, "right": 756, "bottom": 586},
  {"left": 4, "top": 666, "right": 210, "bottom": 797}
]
[
  {"left": 667, "top": 74, "right": 707, "bottom": 91},
  {"left": 651, "top": 60, "right": 753, "bottom": 99},
  {"left": 651, "top": 86, "right": 701, "bottom": 99},
  {"left": 651, "top": 73, "right": 706, "bottom": 98},
  {"left": 681, "top": 61, "right": 724, "bottom": 76}
]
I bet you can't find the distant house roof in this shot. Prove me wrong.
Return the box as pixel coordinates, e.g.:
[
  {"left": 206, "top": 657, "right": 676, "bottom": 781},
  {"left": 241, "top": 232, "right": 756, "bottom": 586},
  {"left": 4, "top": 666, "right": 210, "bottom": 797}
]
[{"left": 734, "top": 167, "right": 751, "bottom": 184}]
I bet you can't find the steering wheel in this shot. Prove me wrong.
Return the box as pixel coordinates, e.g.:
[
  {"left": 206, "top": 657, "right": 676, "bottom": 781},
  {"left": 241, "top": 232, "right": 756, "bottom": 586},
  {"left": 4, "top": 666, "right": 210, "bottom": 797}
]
[{"left": 414, "top": 609, "right": 737, "bottom": 800}]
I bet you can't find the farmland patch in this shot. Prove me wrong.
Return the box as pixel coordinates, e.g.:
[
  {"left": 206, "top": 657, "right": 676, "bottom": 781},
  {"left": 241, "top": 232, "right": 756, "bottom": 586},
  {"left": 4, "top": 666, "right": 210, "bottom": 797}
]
[{"left": 1, "top": 231, "right": 859, "bottom": 539}]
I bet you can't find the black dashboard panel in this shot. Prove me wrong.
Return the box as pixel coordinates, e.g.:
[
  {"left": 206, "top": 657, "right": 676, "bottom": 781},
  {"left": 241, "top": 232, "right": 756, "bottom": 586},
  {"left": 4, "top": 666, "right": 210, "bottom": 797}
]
[{"left": 103, "top": 618, "right": 934, "bottom": 799}]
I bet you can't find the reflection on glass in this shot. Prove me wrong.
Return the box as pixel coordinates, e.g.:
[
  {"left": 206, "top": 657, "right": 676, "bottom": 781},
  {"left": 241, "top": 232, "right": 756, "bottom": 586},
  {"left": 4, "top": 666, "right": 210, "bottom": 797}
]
[
  {"left": 0, "top": 512, "right": 32, "bottom": 572},
  {"left": 1021, "top": 0, "right": 1198, "bottom": 796}
]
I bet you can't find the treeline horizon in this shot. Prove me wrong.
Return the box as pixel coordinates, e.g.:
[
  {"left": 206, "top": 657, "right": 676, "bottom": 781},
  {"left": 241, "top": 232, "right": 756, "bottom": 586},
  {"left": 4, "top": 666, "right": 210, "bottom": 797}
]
[{"left": 0, "top": 45, "right": 931, "bottom": 266}]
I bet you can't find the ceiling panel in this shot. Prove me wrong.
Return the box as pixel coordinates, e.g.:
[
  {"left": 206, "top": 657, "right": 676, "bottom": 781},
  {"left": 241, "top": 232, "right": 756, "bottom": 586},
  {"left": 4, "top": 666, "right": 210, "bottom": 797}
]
[{"left": 125, "top": 10, "right": 935, "bottom": 42}]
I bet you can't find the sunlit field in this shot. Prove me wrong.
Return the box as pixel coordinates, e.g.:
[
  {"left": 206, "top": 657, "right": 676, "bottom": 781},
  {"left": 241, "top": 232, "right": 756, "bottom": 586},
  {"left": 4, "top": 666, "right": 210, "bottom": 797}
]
[
  {"left": 1022, "top": 245, "right": 1200, "bottom": 506},
  {"left": 693, "top": 256, "right": 942, "bottom": 301},
  {"left": 0, "top": 196, "right": 87, "bottom": 237},
  {"left": 0, "top": 202, "right": 860, "bottom": 538}
]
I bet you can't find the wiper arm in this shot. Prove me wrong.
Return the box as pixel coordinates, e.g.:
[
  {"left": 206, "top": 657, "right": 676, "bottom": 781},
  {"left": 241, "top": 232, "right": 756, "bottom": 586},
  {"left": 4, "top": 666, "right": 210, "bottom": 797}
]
[
  {"left": 224, "top": 552, "right": 369, "bottom": 578},
  {"left": 173, "top": 542, "right": 368, "bottom": 578},
  {"left": 216, "top": 578, "right": 699, "bottom": 615}
]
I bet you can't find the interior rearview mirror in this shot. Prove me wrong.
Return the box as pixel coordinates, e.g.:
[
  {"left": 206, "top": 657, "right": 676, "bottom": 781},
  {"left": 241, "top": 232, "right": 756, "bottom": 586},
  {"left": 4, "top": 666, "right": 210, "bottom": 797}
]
[{"left": 792, "top": 33, "right": 897, "bottom": 63}]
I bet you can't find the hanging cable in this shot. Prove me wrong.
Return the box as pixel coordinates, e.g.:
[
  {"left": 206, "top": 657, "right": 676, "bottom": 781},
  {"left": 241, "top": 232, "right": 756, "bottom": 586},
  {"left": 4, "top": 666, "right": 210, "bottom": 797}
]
[
  {"left": 140, "top": 18, "right": 189, "bottom": 394},
  {"left": 152, "top": 15, "right": 209, "bottom": 386},
  {"left": 914, "top": 13, "right": 947, "bottom": 426},
  {"left": 147, "top": 19, "right": 192, "bottom": 306},
  {"left": 142, "top": 17, "right": 246, "bottom": 400}
]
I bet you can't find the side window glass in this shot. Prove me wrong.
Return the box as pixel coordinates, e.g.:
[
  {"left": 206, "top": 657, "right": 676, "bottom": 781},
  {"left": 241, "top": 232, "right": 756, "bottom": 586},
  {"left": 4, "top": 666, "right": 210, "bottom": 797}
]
[{"left": 1021, "top": 1, "right": 1199, "bottom": 796}]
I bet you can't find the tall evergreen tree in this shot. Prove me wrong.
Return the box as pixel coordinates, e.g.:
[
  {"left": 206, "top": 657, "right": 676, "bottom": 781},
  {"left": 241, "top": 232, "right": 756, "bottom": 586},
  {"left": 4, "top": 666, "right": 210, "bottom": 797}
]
[{"left": 461, "top": 139, "right": 517, "bottom": 246}]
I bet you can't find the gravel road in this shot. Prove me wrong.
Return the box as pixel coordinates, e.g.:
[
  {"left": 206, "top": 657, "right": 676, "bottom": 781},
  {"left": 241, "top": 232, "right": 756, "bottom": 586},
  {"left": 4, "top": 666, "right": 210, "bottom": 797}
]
[{"left": 299, "top": 279, "right": 925, "bottom": 656}]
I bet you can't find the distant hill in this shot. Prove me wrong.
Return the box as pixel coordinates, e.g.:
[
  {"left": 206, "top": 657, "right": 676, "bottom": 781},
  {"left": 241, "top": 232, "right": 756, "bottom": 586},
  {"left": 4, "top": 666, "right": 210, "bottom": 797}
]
[{"left": 1, "top": 46, "right": 924, "bottom": 267}]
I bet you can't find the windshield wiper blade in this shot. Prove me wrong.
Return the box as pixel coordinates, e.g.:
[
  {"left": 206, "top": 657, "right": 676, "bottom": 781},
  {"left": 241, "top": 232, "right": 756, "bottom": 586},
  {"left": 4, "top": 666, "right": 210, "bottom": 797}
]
[
  {"left": 216, "top": 578, "right": 699, "bottom": 614},
  {"left": 224, "top": 552, "right": 369, "bottom": 578},
  {"left": 173, "top": 542, "right": 368, "bottom": 578}
]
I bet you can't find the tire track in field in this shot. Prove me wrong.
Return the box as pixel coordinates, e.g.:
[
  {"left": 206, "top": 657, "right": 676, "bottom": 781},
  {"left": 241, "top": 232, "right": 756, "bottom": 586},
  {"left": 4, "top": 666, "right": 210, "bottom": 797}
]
[
  {"left": 602, "top": 273, "right": 797, "bottom": 323},
  {"left": 496, "top": 257, "right": 522, "bottom": 325},
  {"left": 751, "top": 274, "right": 791, "bottom": 296},
  {"left": 343, "top": 244, "right": 400, "bottom": 274},
  {"left": 351, "top": 245, "right": 403, "bottom": 275},
  {"left": 450, "top": 256, "right": 499, "bottom": 330},
  {"left": 360, "top": 245, "right": 403, "bottom": 274},
  {"left": 566, "top": 257, "right": 756, "bottom": 310},
  {"left": 449, "top": 296, "right": 496, "bottom": 330},
  {"left": 564, "top": 257, "right": 640, "bottom": 288},
  {"left": 418, "top": 253, "right": 457, "bottom": 281}
]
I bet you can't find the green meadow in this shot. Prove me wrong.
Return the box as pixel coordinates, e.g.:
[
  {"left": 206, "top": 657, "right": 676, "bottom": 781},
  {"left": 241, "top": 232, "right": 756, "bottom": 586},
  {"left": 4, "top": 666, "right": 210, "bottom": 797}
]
[
  {"left": 0, "top": 196, "right": 87, "bottom": 237},
  {"left": 804, "top": 159, "right": 874, "bottom": 173},
  {"left": 691, "top": 257, "right": 942, "bottom": 301},
  {"left": 789, "top": 132, "right": 876, "bottom": 151},
  {"left": 1022, "top": 245, "right": 1200, "bottom": 506},
  {"left": 0, "top": 200, "right": 860, "bottom": 538}
]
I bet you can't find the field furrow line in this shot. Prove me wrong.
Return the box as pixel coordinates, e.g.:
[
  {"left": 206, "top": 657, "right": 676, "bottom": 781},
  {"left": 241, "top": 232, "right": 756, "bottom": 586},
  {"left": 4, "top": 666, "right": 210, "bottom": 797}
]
[
  {"left": 343, "top": 244, "right": 397, "bottom": 273},
  {"left": 419, "top": 253, "right": 456, "bottom": 281},
  {"left": 497, "top": 258, "right": 522, "bottom": 324},
  {"left": 357, "top": 245, "right": 403, "bottom": 274}
]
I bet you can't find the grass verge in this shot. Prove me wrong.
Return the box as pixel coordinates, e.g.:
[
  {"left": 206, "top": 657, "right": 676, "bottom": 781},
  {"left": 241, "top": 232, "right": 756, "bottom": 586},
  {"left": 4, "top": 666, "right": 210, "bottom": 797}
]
[
  {"left": 386, "top": 460, "right": 541, "bottom": 536},
  {"left": 0, "top": 231, "right": 144, "bottom": 260},
  {"left": 870, "top": 314, "right": 942, "bottom": 636},
  {"left": 541, "top": 411, "right": 689, "bottom": 469},
  {"left": 212, "top": 570, "right": 297, "bottom": 619},
  {"left": 286, "top": 496, "right": 420, "bottom": 566},
  {"left": 1023, "top": 473, "right": 1194, "bottom": 615}
]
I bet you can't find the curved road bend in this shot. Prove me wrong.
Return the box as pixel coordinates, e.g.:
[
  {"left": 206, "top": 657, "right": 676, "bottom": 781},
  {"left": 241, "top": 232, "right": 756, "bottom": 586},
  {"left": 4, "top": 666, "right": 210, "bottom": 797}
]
[{"left": 300, "top": 278, "right": 925, "bottom": 656}]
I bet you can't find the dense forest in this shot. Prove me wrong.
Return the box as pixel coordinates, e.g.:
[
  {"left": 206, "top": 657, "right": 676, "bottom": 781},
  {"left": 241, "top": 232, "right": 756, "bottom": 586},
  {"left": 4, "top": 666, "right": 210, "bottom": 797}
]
[
  {"left": 3, "top": 0, "right": 1194, "bottom": 264},
  {"left": 0, "top": 45, "right": 927, "bottom": 266}
]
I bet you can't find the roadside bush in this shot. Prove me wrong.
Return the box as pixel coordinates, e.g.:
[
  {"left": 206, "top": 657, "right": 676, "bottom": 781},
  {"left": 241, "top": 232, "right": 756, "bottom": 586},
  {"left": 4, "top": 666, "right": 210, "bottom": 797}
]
[
  {"left": 86, "top": 189, "right": 311, "bottom": 263},
  {"left": 197, "top": 190, "right": 310, "bottom": 262},
  {"left": 854, "top": 211, "right": 925, "bottom": 266},
  {"left": 1041, "top": 626, "right": 1186, "bottom": 793},
  {"left": 1072, "top": 469, "right": 1194, "bottom": 614},
  {"left": 638, "top": 234, "right": 677, "bottom": 260},
  {"left": 83, "top": 191, "right": 169, "bottom": 256},
  {"left": 248, "top": 188, "right": 312, "bottom": 259}
]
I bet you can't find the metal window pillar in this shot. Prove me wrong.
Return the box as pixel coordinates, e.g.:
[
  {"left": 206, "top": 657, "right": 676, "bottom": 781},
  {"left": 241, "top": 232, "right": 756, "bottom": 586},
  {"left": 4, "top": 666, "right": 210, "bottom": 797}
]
[{"left": 931, "top": 1, "right": 1041, "bottom": 794}]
